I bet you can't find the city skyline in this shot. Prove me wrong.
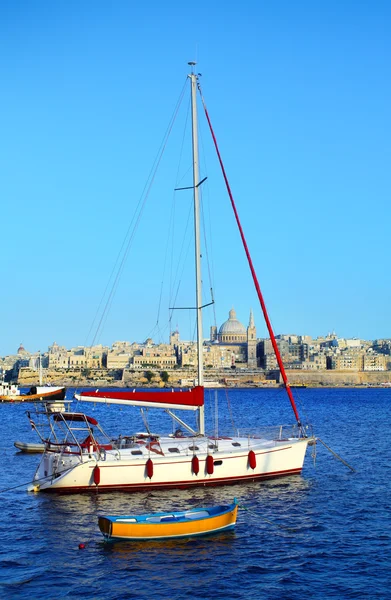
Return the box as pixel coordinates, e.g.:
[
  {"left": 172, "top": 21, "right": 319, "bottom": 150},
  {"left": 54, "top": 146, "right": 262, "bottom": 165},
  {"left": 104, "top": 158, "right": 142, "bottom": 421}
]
[
  {"left": 1, "top": 2, "right": 390, "bottom": 357},
  {"left": 4, "top": 325, "right": 391, "bottom": 360}
]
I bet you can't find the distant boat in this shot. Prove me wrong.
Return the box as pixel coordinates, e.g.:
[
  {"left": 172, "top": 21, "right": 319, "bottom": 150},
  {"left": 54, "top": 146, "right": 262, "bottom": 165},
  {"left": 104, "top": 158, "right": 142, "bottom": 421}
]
[
  {"left": 14, "top": 441, "right": 45, "bottom": 453},
  {"left": 98, "top": 500, "right": 238, "bottom": 541},
  {"left": 0, "top": 385, "right": 66, "bottom": 403},
  {"left": 0, "top": 356, "right": 66, "bottom": 403},
  {"left": 180, "top": 378, "right": 223, "bottom": 388}
]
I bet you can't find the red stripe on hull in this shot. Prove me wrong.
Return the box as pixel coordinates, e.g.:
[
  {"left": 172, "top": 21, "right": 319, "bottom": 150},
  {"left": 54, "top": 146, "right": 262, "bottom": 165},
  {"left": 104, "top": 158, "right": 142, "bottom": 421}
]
[{"left": 40, "top": 467, "right": 303, "bottom": 494}]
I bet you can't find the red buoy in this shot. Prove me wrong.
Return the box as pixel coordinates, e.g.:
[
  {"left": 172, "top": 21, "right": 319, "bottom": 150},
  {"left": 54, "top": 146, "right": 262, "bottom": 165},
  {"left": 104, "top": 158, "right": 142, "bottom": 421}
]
[
  {"left": 206, "top": 454, "right": 214, "bottom": 475},
  {"left": 146, "top": 458, "right": 154, "bottom": 479},
  {"left": 248, "top": 450, "right": 256, "bottom": 470},
  {"left": 192, "top": 455, "right": 200, "bottom": 475},
  {"left": 93, "top": 465, "right": 100, "bottom": 485},
  {"left": 78, "top": 543, "right": 86, "bottom": 550}
]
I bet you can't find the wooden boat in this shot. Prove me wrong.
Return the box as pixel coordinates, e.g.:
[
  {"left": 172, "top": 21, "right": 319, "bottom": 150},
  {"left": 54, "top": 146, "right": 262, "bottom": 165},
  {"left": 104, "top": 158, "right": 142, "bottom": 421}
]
[
  {"left": 0, "top": 355, "right": 66, "bottom": 403},
  {"left": 0, "top": 385, "right": 66, "bottom": 403},
  {"left": 98, "top": 500, "right": 238, "bottom": 541},
  {"left": 14, "top": 441, "right": 45, "bottom": 453}
]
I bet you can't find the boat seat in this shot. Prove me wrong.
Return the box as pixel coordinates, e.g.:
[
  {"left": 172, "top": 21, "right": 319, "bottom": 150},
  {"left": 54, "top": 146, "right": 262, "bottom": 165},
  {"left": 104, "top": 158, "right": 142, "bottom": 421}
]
[
  {"left": 184, "top": 510, "right": 210, "bottom": 519},
  {"left": 146, "top": 515, "right": 178, "bottom": 523}
]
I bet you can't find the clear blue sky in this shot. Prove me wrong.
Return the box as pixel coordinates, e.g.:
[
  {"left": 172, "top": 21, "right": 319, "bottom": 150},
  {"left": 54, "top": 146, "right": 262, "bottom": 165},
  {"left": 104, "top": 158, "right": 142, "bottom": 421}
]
[{"left": 1, "top": 0, "right": 390, "bottom": 356}]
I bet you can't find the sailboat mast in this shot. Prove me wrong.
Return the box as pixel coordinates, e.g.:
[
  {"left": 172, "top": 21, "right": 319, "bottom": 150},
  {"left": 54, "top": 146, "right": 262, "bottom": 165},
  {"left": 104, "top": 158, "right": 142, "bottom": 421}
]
[
  {"left": 188, "top": 62, "right": 205, "bottom": 435},
  {"left": 39, "top": 351, "right": 42, "bottom": 386}
]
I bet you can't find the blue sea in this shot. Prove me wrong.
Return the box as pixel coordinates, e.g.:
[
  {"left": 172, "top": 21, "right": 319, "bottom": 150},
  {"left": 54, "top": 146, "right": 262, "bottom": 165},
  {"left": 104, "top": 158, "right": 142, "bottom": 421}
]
[{"left": 0, "top": 387, "right": 390, "bottom": 600}]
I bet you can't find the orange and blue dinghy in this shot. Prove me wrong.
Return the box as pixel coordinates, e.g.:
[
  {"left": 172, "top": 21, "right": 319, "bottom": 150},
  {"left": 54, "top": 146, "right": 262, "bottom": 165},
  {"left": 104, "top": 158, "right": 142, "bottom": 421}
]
[{"left": 98, "top": 500, "right": 238, "bottom": 541}]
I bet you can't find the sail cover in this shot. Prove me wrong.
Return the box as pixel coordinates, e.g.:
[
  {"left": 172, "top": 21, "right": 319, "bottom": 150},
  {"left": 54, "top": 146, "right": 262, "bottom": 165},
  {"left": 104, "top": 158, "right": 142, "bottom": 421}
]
[{"left": 75, "top": 386, "right": 204, "bottom": 411}]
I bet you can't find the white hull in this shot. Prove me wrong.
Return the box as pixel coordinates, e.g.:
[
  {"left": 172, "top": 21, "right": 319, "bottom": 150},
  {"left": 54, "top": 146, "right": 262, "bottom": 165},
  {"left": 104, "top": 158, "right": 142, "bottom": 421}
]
[{"left": 31, "top": 435, "right": 311, "bottom": 493}]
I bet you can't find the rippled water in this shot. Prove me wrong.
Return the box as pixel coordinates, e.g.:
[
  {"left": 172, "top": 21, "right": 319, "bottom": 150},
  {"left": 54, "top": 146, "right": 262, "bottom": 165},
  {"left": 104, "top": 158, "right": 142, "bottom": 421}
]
[{"left": 0, "top": 388, "right": 390, "bottom": 599}]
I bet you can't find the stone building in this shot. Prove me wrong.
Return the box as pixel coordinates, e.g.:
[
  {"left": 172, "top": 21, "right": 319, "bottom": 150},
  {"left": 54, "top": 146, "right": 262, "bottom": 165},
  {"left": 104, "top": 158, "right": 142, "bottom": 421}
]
[
  {"left": 331, "top": 349, "right": 362, "bottom": 370},
  {"left": 173, "top": 308, "right": 258, "bottom": 369},
  {"left": 363, "top": 351, "right": 386, "bottom": 371},
  {"left": 207, "top": 308, "right": 258, "bottom": 368},
  {"left": 130, "top": 341, "right": 177, "bottom": 370},
  {"left": 48, "top": 342, "right": 69, "bottom": 369},
  {"left": 106, "top": 341, "right": 140, "bottom": 369},
  {"left": 17, "top": 343, "right": 30, "bottom": 357},
  {"left": 68, "top": 345, "right": 107, "bottom": 369}
]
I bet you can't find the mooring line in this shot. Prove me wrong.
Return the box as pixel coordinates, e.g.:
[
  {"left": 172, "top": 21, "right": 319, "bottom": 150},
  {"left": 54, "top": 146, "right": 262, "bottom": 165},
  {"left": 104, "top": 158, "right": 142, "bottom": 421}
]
[
  {"left": 238, "top": 503, "right": 298, "bottom": 532},
  {"left": 0, "top": 476, "right": 49, "bottom": 494},
  {"left": 0, "top": 458, "right": 97, "bottom": 494},
  {"left": 317, "top": 437, "right": 355, "bottom": 472}
]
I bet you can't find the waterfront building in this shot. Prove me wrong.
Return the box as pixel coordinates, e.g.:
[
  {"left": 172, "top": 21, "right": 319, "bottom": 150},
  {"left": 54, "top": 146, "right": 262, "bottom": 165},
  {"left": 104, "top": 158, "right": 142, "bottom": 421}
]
[
  {"left": 48, "top": 342, "right": 69, "bottom": 369},
  {"left": 68, "top": 345, "right": 107, "bottom": 369},
  {"left": 106, "top": 341, "right": 140, "bottom": 369},
  {"left": 363, "top": 351, "right": 386, "bottom": 371},
  {"left": 132, "top": 353, "right": 177, "bottom": 369},
  {"left": 301, "top": 354, "right": 328, "bottom": 370},
  {"left": 4, "top": 328, "right": 391, "bottom": 385},
  {"left": 175, "top": 308, "right": 257, "bottom": 369},
  {"left": 107, "top": 352, "right": 133, "bottom": 369},
  {"left": 331, "top": 349, "right": 362, "bottom": 370},
  {"left": 206, "top": 308, "right": 258, "bottom": 368}
]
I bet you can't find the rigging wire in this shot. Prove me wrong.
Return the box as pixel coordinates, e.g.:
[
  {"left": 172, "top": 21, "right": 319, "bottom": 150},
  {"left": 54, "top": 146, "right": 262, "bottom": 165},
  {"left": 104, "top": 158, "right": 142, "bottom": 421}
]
[
  {"left": 224, "top": 387, "right": 238, "bottom": 434},
  {"left": 197, "top": 114, "right": 218, "bottom": 330},
  {"left": 197, "top": 79, "right": 303, "bottom": 430},
  {"left": 168, "top": 202, "right": 194, "bottom": 322},
  {"left": 154, "top": 97, "right": 192, "bottom": 341},
  {"left": 85, "top": 77, "right": 189, "bottom": 350}
]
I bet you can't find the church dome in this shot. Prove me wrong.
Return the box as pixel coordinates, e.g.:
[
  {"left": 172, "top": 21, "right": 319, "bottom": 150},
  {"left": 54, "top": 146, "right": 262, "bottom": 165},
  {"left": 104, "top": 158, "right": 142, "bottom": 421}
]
[{"left": 218, "top": 309, "right": 246, "bottom": 335}]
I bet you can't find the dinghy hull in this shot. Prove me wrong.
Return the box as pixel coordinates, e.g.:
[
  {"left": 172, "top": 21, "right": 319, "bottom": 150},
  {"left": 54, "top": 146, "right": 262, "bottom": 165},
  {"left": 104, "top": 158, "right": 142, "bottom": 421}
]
[{"left": 98, "top": 502, "right": 238, "bottom": 540}]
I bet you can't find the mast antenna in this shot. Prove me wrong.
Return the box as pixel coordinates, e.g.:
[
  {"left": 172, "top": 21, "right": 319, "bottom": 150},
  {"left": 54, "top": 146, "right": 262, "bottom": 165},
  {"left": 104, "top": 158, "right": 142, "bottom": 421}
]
[{"left": 188, "top": 61, "right": 196, "bottom": 73}]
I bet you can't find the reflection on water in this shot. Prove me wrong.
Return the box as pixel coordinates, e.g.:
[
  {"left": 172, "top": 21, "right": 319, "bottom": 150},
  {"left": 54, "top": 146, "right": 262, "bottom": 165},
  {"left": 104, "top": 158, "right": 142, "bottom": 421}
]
[{"left": 1, "top": 388, "right": 391, "bottom": 600}]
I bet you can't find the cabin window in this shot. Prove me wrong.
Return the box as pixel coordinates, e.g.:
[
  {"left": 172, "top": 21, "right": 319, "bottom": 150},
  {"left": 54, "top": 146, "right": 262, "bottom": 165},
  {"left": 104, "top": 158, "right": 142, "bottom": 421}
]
[
  {"left": 231, "top": 442, "right": 241, "bottom": 447},
  {"left": 188, "top": 445, "right": 199, "bottom": 451},
  {"left": 131, "top": 450, "right": 143, "bottom": 455},
  {"left": 208, "top": 444, "right": 218, "bottom": 450},
  {"left": 168, "top": 447, "right": 180, "bottom": 453},
  {"left": 214, "top": 460, "right": 223, "bottom": 466}
]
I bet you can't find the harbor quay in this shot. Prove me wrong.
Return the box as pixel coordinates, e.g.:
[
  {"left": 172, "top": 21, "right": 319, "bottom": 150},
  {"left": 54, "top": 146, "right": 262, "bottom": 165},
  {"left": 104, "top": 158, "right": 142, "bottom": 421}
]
[{"left": 12, "top": 366, "right": 391, "bottom": 389}]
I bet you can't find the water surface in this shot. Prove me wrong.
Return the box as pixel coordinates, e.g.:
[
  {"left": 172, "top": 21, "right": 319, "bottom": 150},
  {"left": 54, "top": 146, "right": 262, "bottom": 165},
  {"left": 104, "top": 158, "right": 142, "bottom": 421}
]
[{"left": 0, "top": 388, "right": 389, "bottom": 599}]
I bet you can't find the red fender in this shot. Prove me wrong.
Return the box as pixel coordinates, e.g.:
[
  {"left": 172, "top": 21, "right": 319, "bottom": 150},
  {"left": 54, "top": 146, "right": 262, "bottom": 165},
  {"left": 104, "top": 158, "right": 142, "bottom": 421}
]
[
  {"left": 206, "top": 454, "right": 214, "bottom": 475},
  {"left": 146, "top": 458, "right": 153, "bottom": 479},
  {"left": 93, "top": 465, "right": 100, "bottom": 485},
  {"left": 248, "top": 450, "right": 256, "bottom": 470},
  {"left": 192, "top": 455, "right": 200, "bottom": 475}
]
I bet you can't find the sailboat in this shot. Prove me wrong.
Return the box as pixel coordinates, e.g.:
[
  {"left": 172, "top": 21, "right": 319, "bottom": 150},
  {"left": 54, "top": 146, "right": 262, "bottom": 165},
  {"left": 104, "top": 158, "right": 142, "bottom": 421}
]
[
  {"left": 28, "top": 64, "right": 314, "bottom": 493},
  {"left": 0, "top": 356, "right": 66, "bottom": 403}
]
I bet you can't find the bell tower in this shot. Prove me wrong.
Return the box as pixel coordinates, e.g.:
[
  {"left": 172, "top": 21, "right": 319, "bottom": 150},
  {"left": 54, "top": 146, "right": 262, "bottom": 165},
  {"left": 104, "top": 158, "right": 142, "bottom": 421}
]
[{"left": 247, "top": 309, "right": 257, "bottom": 368}]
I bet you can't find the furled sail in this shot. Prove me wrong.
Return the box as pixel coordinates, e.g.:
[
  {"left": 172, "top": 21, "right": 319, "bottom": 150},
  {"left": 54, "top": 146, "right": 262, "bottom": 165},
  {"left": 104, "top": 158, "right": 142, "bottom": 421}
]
[{"left": 75, "top": 386, "right": 204, "bottom": 411}]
